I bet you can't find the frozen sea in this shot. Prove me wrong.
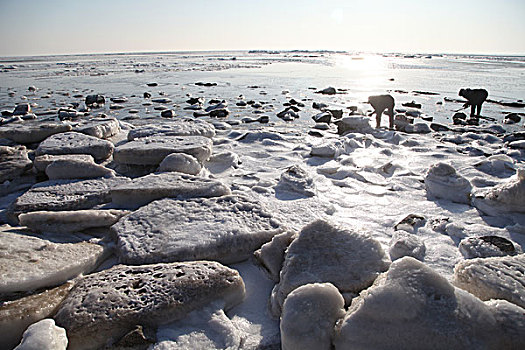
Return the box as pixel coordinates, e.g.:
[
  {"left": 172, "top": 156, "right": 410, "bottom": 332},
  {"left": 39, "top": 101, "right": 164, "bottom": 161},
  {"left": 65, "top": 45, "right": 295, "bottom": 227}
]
[{"left": 1, "top": 51, "right": 525, "bottom": 349}]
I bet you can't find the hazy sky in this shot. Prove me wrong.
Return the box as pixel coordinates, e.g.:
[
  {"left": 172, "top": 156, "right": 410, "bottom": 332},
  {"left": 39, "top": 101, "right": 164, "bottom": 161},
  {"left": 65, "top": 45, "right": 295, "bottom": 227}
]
[{"left": 1, "top": 0, "right": 524, "bottom": 56}]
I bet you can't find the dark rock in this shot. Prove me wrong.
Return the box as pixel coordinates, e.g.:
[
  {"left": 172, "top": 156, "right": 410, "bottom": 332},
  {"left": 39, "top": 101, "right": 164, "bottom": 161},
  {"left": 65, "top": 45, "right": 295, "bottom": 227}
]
[
  {"left": 316, "top": 87, "right": 337, "bottom": 95},
  {"left": 236, "top": 101, "right": 247, "bottom": 107},
  {"left": 12, "top": 103, "right": 31, "bottom": 116},
  {"left": 402, "top": 101, "right": 422, "bottom": 109},
  {"left": 146, "top": 82, "right": 158, "bottom": 87},
  {"left": 195, "top": 82, "right": 217, "bottom": 87},
  {"left": 312, "top": 111, "right": 332, "bottom": 124},
  {"left": 143, "top": 92, "right": 151, "bottom": 99},
  {"left": 328, "top": 109, "right": 343, "bottom": 119},
  {"left": 1, "top": 110, "right": 12, "bottom": 117},
  {"left": 209, "top": 108, "right": 229, "bottom": 118},
  {"left": 394, "top": 214, "right": 426, "bottom": 233},
  {"left": 453, "top": 112, "right": 468, "bottom": 125},
  {"left": 193, "top": 111, "right": 210, "bottom": 117},
  {"left": 430, "top": 123, "right": 450, "bottom": 132},
  {"left": 412, "top": 90, "right": 440, "bottom": 95},
  {"left": 151, "top": 98, "right": 172, "bottom": 104},
  {"left": 504, "top": 113, "right": 522, "bottom": 124},
  {"left": 258, "top": 115, "right": 270, "bottom": 123},
  {"left": 205, "top": 102, "right": 227, "bottom": 113},
  {"left": 58, "top": 108, "right": 79, "bottom": 120},
  {"left": 277, "top": 108, "right": 299, "bottom": 120},
  {"left": 85, "top": 95, "right": 105, "bottom": 106},
  {"left": 186, "top": 97, "right": 204, "bottom": 105},
  {"left": 161, "top": 110, "right": 175, "bottom": 118},
  {"left": 110, "top": 97, "right": 128, "bottom": 104},
  {"left": 21, "top": 113, "right": 37, "bottom": 121}
]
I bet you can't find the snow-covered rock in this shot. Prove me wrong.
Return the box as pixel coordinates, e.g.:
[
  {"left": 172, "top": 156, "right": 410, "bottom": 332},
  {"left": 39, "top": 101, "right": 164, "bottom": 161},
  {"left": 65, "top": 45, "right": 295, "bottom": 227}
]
[
  {"left": 310, "top": 142, "right": 340, "bottom": 158},
  {"left": 275, "top": 164, "right": 316, "bottom": 197},
  {"left": 127, "top": 119, "right": 215, "bottom": 140},
  {"left": 53, "top": 261, "right": 245, "bottom": 350},
  {"left": 389, "top": 230, "right": 426, "bottom": 261},
  {"left": 0, "top": 229, "right": 109, "bottom": 294},
  {"left": 158, "top": 153, "right": 202, "bottom": 175},
  {"left": 473, "top": 154, "right": 516, "bottom": 177},
  {"left": 45, "top": 158, "right": 115, "bottom": 179},
  {"left": 110, "top": 172, "right": 230, "bottom": 209},
  {"left": 336, "top": 116, "right": 373, "bottom": 135},
  {"left": 334, "top": 257, "right": 525, "bottom": 349},
  {"left": 114, "top": 135, "right": 212, "bottom": 166},
  {"left": 14, "top": 319, "right": 68, "bottom": 350},
  {"left": 472, "top": 169, "right": 525, "bottom": 215},
  {"left": 7, "top": 177, "right": 130, "bottom": 224},
  {"left": 458, "top": 236, "right": 522, "bottom": 259},
  {"left": 72, "top": 117, "right": 120, "bottom": 139},
  {"left": 254, "top": 231, "right": 296, "bottom": 282},
  {"left": 33, "top": 154, "right": 95, "bottom": 172},
  {"left": 393, "top": 214, "right": 426, "bottom": 233},
  {"left": 281, "top": 283, "right": 345, "bottom": 350},
  {"left": 36, "top": 131, "right": 114, "bottom": 161},
  {"left": 454, "top": 254, "right": 525, "bottom": 309},
  {"left": 0, "top": 146, "right": 33, "bottom": 183},
  {"left": 112, "top": 195, "right": 282, "bottom": 264},
  {"left": 424, "top": 163, "right": 472, "bottom": 204},
  {"left": 0, "top": 282, "right": 73, "bottom": 350},
  {"left": 271, "top": 220, "right": 390, "bottom": 316},
  {"left": 19, "top": 209, "right": 128, "bottom": 233},
  {"left": 0, "top": 122, "right": 72, "bottom": 144}
]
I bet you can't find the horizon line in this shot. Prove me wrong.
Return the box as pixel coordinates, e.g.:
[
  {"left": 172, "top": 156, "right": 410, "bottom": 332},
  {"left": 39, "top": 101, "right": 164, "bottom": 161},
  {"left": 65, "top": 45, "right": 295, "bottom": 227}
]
[{"left": 1, "top": 49, "right": 525, "bottom": 60}]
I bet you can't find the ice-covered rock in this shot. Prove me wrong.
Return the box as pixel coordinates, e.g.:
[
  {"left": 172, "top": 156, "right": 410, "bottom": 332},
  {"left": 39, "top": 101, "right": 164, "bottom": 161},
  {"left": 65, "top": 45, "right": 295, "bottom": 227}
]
[
  {"left": 458, "top": 236, "right": 522, "bottom": 259},
  {"left": 0, "top": 146, "right": 33, "bottom": 183},
  {"left": 158, "top": 153, "right": 202, "bottom": 175},
  {"left": 281, "top": 283, "right": 345, "bottom": 350},
  {"left": 473, "top": 154, "right": 516, "bottom": 177},
  {"left": 393, "top": 214, "right": 426, "bottom": 233},
  {"left": 7, "top": 177, "right": 130, "bottom": 224},
  {"left": 271, "top": 220, "right": 390, "bottom": 316},
  {"left": 275, "top": 164, "right": 316, "bottom": 197},
  {"left": 33, "top": 154, "right": 95, "bottom": 172},
  {"left": 204, "top": 151, "right": 241, "bottom": 174},
  {"left": 424, "top": 163, "right": 472, "bottom": 204},
  {"left": 127, "top": 119, "right": 215, "bottom": 140},
  {"left": 0, "top": 230, "right": 109, "bottom": 294},
  {"left": 405, "top": 122, "right": 431, "bottom": 134},
  {"left": 0, "top": 282, "right": 73, "bottom": 350},
  {"left": 112, "top": 195, "right": 282, "bottom": 264},
  {"left": 0, "top": 122, "right": 72, "bottom": 144},
  {"left": 110, "top": 172, "right": 230, "bottom": 209},
  {"left": 14, "top": 319, "right": 68, "bottom": 350},
  {"left": 72, "top": 117, "right": 120, "bottom": 139},
  {"left": 254, "top": 231, "right": 296, "bottom": 282},
  {"left": 54, "top": 261, "right": 245, "bottom": 350},
  {"left": 19, "top": 209, "right": 128, "bottom": 233},
  {"left": 472, "top": 169, "right": 525, "bottom": 215},
  {"left": 153, "top": 303, "right": 241, "bottom": 350},
  {"left": 334, "top": 257, "right": 525, "bottom": 349},
  {"left": 114, "top": 136, "right": 212, "bottom": 166},
  {"left": 310, "top": 142, "right": 340, "bottom": 158},
  {"left": 454, "top": 254, "right": 525, "bottom": 309},
  {"left": 389, "top": 230, "right": 426, "bottom": 261},
  {"left": 36, "top": 131, "right": 114, "bottom": 161},
  {"left": 45, "top": 158, "right": 115, "bottom": 179},
  {"left": 335, "top": 116, "right": 373, "bottom": 135}
]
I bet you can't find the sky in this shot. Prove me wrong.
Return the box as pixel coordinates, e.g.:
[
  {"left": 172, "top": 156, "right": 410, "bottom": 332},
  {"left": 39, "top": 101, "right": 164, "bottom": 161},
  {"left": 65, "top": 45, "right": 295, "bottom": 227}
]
[{"left": 0, "top": 0, "right": 524, "bottom": 56}]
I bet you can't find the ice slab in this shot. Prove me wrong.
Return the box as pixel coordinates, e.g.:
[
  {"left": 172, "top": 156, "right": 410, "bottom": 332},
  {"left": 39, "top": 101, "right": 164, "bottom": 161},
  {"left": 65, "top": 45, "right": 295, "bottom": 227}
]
[
  {"left": 14, "top": 319, "right": 67, "bottom": 350},
  {"left": 0, "top": 146, "right": 33, "bottom": 183},
  {"left": 45, "top": 158, "right": 115, "bottom": 179},
  {"left": 110, "top": 172, "right": 231, "bottom": 209},
  {"left": 36, "top": 131, "right": 114, "bottom": 161},
  {"left": 114, "top": 135, "right": 212, "bottom": 165},
  {"left": 0, "top": 282, "right": 73, "bottom": 350},
  {"left": 54, "top": 261, "right": 245, "bottom": 350},
  {"left": 454, "top": 254, "right": 525, "bottom": 309},
  {"left": 158, "top": 153, "right": 202, "bottom": 175},
  {"left": 113, "top": 195, "right": 282, "bottom": 264},
  {"left": 0, "top": 122, "right": 72, "bottom": 144},
  {"left": 127, "top": 119, "right": 215, "bottom": 140},
  {"left": 72, "top": 117, "right": 120, "bottom": 139},
  {"left": 0, "top": 229, "right": 109, "bottom": 294},
  {"left": 271, "top": 220, "right": 390, "bottom": 316}
]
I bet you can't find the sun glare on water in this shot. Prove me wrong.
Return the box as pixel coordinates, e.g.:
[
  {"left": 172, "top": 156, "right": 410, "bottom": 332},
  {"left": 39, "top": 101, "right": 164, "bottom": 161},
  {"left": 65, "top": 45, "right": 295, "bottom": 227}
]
[{"left": 335, "top": 54, "right": 390, "bottom": 96}]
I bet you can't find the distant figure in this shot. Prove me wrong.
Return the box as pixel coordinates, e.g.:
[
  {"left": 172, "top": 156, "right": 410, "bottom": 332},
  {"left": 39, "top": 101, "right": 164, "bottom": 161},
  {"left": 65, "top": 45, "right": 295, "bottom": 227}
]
[
  {"left": 459, "top": 88, "right": 488, "bottom": 117},
  {"left": 368, "top": 94, "right": 395, "bottom": 129}
]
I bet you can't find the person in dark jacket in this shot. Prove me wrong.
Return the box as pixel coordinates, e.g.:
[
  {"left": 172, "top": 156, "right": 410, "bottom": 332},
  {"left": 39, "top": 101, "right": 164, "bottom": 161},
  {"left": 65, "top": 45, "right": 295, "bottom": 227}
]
[
  {"left": 459, "top": 88, "right": 488, "bottom": 117},
  {"left": 368, "top": 94, "right": 395, "bottom": 129}
]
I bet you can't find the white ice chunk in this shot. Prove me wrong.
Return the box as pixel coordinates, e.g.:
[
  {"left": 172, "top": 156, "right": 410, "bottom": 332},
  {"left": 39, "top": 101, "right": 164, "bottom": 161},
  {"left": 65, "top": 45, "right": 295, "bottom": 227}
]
[
  {"left": 281, "top": 283, "right": 345, "bottom": 350},
  {"left": 14, "top": 319, "right": 67, "bottom": 350},
  {"left": 424, "top": 162, "right": 472, "bottom": 204},
  {"left": 158, "top": 153, "right": 202, "bottom": 175},
  {"left": 45, "top": 158, "right": 115, "bottom": 179},
  {"left": 389, "top": 230, "right": 426, "bottom": 261},
  {"left": 36, "top": 131, "right": 114, "bottom": 161},
  {"left": 472, "top": 169, "right": 525, "bottom": 215}
]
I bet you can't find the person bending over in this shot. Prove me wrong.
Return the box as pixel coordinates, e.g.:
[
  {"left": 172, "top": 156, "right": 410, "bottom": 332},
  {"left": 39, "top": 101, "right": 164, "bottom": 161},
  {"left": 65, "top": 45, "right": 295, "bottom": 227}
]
[
  {"left": 459, "top": 88, "right": 488, "bottom": 117},
  {"left": 368, "top": 94, "right": 395, "bottom": 129}
]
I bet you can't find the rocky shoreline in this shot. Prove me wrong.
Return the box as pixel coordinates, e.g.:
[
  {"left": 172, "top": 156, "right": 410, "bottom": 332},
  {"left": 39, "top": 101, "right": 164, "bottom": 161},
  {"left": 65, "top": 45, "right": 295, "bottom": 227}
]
[{"left": 1, "top": 68, "right": 525, "bottom": 350}]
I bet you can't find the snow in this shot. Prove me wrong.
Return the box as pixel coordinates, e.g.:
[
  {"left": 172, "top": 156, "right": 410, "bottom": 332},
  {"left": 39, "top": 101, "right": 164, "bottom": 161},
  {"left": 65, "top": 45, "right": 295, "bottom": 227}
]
[
  {"left": 280, "top": 283, "right": 345, "bottom": 350},
  {"left": 112, "top": 195, "right": 282, "bottom": 264},
  {"left": 0, "top": 228, "right": 110, "bottom": 294},
  {"left": 14, "top": 319, "right": 67, "bottom": 350}
]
